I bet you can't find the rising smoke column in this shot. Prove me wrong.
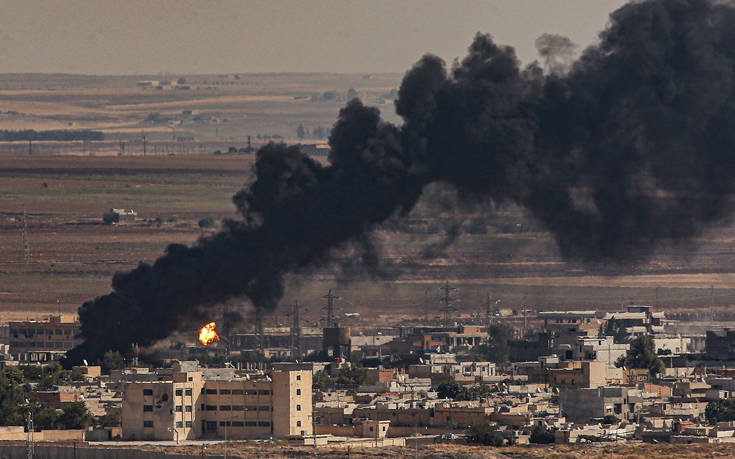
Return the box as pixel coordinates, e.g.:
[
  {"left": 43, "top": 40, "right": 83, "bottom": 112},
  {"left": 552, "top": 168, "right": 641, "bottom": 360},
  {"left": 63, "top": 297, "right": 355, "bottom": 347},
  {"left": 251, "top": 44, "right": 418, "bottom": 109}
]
[{"left": 66, "top": 0, "right": 735, "bottom": 365}]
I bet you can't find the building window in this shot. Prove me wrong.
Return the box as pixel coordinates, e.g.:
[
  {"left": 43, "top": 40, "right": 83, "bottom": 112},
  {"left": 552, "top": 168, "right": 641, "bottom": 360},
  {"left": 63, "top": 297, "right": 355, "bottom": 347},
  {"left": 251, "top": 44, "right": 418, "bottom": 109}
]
[
  {"left": 175, "top": 421, "right": 183, "bottom": 428},
  {"left": 258, "top": 421, "right": 270, "bottom": 427},
  {"left": 231, "top": 389, "right": 243, "bottom": 395},
  {"left": 219, "top": 421, "right": 232, "bottom": 427},
  {"left": 185, "top": 405, "right": 192, "bottom": 412},
  {"left": 259, "top": 390, "right": 271, "bottom": 395},
  {"left": 219, "top": 405, "right": 231, "bottom": 411},
  {"left": 296, "top": 375, "right": 301, "bottom": 381},
  {"left": 232, "top": 421, "right": 244, "bottom": 427},
  {"left": 296, "top": 421, "right": 301, "bottom": 427},
  {"left": 206, "top": 405, "right": 216, "bottom": 411},
  {"left": 258, "top": 406, "right": 270, "bottom": 411},
  {"left": 296, "top": 389, "right": 301, "bottom": 396},
  {"left": 232, "top": 405, "right": 243, "bottom": 411},
  {"left": 175, "top": 389, "right": 183, "bottom": 396},
  {"left": 143, "top": 421, "right": 153, "bottom": 428},
  {"left": 175, "top": 406, "right": 182, "bottom": 412},
  {"left": 185, "top": 389, "right": 192, "bottom": 396},
  {"left": 219, "top": 389, "right": 231, "bottom": 395},
  {"left": 245, "top": 421, "right": 257, "bottom": 427},
  {"left": 369, "top": 426, "right": 374, "bottom": 432},
  {"left": 296, "top": 404, "right": 301, "bottom": 411},
  {"left": 185, "top": 421, "right": 192, "bottom": 428},
  {"left": 143, "top": 405, "right": 153, "bottom": 412},
  {"left": 143, "top": 389, "right": 153, "bottom": 396},
  {"left": 206, "top": 389, "right": 217, "bottom": 394}
]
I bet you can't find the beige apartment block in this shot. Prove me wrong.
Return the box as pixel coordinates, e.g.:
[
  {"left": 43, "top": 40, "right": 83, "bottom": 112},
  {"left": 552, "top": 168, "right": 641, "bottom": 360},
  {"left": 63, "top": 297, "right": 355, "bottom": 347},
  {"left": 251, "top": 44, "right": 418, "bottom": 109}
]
[{"left": 122, "top": 370, "right": 311, "bottom": 440}]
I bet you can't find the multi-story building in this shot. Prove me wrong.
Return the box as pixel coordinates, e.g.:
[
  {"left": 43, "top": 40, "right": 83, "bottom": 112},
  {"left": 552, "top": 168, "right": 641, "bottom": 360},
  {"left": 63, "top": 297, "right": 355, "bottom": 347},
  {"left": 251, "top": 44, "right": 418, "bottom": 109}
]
[
  {"left": 121, "top": 369, "right": 312, "bottom": 441},
  {"left": 8, "top": 315, "right": 82, "bottom": 362}
]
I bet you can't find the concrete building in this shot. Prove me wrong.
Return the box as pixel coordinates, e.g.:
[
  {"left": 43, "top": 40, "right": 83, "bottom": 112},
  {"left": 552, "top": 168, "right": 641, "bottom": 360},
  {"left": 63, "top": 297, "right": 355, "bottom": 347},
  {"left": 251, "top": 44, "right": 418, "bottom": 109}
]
[
  {"left": 527, "top": 361, "right": 607, "bottom": 389},
  {"left": 706, "top": 329, "right": 735, "bottom": 360},
  {"left": 560, "top": 386, "right": 643, "bottom": 422},
  {"left": 122, "top": 369, "right": 311, "bottom": 441},
  {"left": 8, "top": 315, "right": 82, "bottom": 362}
]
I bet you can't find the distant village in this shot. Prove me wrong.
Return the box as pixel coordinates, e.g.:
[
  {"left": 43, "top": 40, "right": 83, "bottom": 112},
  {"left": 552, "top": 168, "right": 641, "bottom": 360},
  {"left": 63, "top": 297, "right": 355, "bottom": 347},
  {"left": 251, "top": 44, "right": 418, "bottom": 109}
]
[{"left": 5, "top": 296, "right": 735, "bottom": 456}]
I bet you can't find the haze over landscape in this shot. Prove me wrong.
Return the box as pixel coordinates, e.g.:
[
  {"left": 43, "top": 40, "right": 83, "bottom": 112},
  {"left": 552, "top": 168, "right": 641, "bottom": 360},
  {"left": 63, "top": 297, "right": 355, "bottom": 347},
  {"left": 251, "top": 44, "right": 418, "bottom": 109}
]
[
  {"left": 1, "top": 0, "right": 626, "bottom": 74},
  {"left": 3, "top": 1, "right": 735, "bottom": 456}
]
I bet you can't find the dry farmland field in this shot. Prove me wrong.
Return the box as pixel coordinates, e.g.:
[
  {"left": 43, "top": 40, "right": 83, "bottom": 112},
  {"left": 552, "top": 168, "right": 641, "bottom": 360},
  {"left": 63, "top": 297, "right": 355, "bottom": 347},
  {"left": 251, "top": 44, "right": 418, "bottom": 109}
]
[{"left": 2, "top": 74, "right": 735, "bottom": 332}]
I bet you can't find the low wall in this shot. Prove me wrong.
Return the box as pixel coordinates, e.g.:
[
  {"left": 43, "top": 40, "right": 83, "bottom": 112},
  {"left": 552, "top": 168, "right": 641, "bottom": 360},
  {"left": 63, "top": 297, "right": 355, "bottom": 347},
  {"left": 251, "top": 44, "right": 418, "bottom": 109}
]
[{"left": 0, "top": 445, "right": 238, "bottom": 459}]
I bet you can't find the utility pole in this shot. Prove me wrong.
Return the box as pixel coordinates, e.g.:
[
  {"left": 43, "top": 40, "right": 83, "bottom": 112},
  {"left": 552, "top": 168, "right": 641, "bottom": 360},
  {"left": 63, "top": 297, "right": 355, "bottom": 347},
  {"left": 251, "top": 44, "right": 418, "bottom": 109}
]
[
  {"left": 440, "top": 281, "right": 457, "bottom": 327},
  {"left": 322, "top": 289, "right": 340, "bottom": 328},
  {"left": 25, "top": 402, "right": 33, "bottom": 459},
  {"left": 255, "top": 308, "right": 263, "bottom": 349},
  {"left": 20, "top": 208, "right": 29, "bottom": 262},
  {"left": 485, "top": 294, "right": 492, "bottom": 327}
]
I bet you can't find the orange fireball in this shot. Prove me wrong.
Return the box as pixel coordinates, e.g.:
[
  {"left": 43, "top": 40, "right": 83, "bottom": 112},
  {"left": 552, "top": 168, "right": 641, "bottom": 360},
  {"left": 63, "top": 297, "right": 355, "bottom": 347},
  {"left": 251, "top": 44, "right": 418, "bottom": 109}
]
[{"left": 198, "top": 322, "right": 220, "bottom": 345}]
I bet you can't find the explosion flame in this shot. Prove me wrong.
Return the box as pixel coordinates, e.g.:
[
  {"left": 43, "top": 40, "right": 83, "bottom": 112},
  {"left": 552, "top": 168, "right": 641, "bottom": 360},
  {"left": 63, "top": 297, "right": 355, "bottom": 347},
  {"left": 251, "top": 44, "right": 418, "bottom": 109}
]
[{"left": 198, "top": 322, "right": 219, "bottom": 346}]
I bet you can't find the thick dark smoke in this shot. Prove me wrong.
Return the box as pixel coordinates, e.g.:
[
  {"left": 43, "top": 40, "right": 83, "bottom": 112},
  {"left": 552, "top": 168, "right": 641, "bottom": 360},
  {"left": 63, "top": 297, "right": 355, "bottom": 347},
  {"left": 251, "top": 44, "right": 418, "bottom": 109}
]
[
  {"left": 535, "top": 33, "right": 578, "bottom": 75},
  {"left": 65, "top": 0, "right": 735, "bottom": 365}
]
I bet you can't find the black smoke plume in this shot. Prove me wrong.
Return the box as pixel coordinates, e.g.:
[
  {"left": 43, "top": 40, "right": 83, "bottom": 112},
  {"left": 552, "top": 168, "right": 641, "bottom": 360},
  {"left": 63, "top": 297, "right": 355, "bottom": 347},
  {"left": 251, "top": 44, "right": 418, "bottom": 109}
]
[{"left": 65, "top": 0, "right": 735, "bottom": 365}]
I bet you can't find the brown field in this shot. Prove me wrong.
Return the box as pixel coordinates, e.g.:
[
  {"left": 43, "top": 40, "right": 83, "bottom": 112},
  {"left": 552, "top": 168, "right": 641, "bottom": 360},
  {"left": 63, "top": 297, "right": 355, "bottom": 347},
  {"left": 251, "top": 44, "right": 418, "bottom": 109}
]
[
  {"left": 73, "top": 441, "right": 735, "bottom": 458},
  {"left": 1, "top": 74, "right": 735, "bottom": 333},
  {"left": 2, "top": 151, "right": 735, "bottom": 331},
  {"left": 0, "top": 73, "right": 403, "bottom": 140}
]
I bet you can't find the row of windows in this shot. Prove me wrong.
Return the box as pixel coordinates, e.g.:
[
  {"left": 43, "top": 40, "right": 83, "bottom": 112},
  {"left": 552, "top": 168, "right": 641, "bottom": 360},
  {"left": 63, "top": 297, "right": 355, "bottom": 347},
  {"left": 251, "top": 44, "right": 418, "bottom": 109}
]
[
  {"left": 10, "top": 341, "right": 75, "bottom": 348},
  {"left": 12, "top": 328, "right": 74, "bottom": 336},
  {"left": 174, "top": 421, "right": 193, "bottom": 428},
  {"left": 204, "top": 389, "right": 271, "bottom": 395},
  {"left": 217, "top": 421, "right": 270, "bottom": 427},
  {"left": 143, "top": 388, "right": 275, "bottom": 397},
  {"left": 204, "top": 405, "right": 270, "bottom": 411}
]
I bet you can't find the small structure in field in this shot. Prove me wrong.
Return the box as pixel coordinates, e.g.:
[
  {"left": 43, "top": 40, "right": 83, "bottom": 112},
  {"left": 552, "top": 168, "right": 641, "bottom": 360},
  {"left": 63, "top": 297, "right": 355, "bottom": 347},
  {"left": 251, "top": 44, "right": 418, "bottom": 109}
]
[{"left": 103, "top": 208, "right": 137, "bottom": 224}]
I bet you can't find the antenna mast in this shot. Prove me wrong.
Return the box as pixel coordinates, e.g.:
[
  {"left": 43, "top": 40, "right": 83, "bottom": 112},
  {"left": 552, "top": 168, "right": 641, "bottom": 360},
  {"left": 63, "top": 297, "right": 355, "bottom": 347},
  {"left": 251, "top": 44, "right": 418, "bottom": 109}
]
[{"left": 440, "top": 281, "right": 457, "bottom": 326}]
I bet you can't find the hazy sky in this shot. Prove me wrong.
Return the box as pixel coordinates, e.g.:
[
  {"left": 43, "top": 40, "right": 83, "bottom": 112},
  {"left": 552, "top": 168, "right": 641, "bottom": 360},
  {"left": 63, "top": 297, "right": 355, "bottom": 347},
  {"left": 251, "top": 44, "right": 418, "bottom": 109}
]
[{"left": 0, "top": 0, "right": 628, "bottom": 75}]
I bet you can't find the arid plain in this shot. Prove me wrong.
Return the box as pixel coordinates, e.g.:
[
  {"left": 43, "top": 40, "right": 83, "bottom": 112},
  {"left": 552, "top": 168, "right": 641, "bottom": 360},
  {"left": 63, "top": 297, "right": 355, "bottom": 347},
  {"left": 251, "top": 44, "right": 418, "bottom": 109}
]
[{"left": 1, "top": 73, "right": 735, "bottom": 334}]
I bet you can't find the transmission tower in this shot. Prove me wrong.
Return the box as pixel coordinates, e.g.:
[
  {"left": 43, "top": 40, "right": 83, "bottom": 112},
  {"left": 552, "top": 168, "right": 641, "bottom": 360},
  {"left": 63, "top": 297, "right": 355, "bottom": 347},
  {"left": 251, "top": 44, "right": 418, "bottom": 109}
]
[
  {"left": 440, "top": 281, "right": 457, "bottom": 326},
  {"left": 322, "top": 289, "right": 341, "bottom": 328},
  {"left": 286, "top": 302, "right": 302, "bottom": 360},
  {"left": 20, "top": 208, "right": 30, "bottom": 262}
]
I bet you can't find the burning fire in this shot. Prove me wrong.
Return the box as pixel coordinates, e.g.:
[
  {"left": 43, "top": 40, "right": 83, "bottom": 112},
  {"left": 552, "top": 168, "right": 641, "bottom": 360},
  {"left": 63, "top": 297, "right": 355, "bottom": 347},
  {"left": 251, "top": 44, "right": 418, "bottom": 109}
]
[{"left": 198, "top": 322, "right": 220, "bottom": 346}]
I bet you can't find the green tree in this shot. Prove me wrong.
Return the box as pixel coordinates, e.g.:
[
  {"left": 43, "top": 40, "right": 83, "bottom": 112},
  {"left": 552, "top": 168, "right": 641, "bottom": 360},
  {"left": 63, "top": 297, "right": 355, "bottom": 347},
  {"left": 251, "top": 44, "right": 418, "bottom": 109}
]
[
  {"left": 336, "top": 365, "right": 369, "bottom": 389},
  {"left": 706, "top": 400, "right": 735, "bottom": 424},
  {"left": 529, "top": 424, "right": 555, "bottom": 444},
  {"left": 473, "top": 324, "right": 513, "bottom": 363},
  {"left": 32, "top": 401, "right": 58, "bottom": 430},
  {"left": 617, "top": 335, "right": 666, "bottom": 378},
  {"left": 437, "top": 381, "right": 461, "bottom": 399},
  {"left": 101, "top": 350, "right": 125, "bottom": 373},
  {"left": 313, "top": 370, "right": 335, "bottom": 391},
  {"left": 57, "top": 402, "right": 93, "bottom": 429},
  {"left": 466, "top": 422, "right": 505, "bottom": 446},
  {"left": 99, "top": 407, "right": 121, "bottom": 427}
]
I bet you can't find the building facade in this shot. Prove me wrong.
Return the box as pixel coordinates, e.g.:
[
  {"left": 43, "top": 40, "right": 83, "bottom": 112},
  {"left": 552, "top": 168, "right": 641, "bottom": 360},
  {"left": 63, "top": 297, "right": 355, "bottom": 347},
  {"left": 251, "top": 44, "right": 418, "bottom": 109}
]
[
  {"left": 8, "top": 315, "right": 82, "bottom": 362},
  {"left": 121, "top": 369, "right": 311, "bottom": 441}
]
